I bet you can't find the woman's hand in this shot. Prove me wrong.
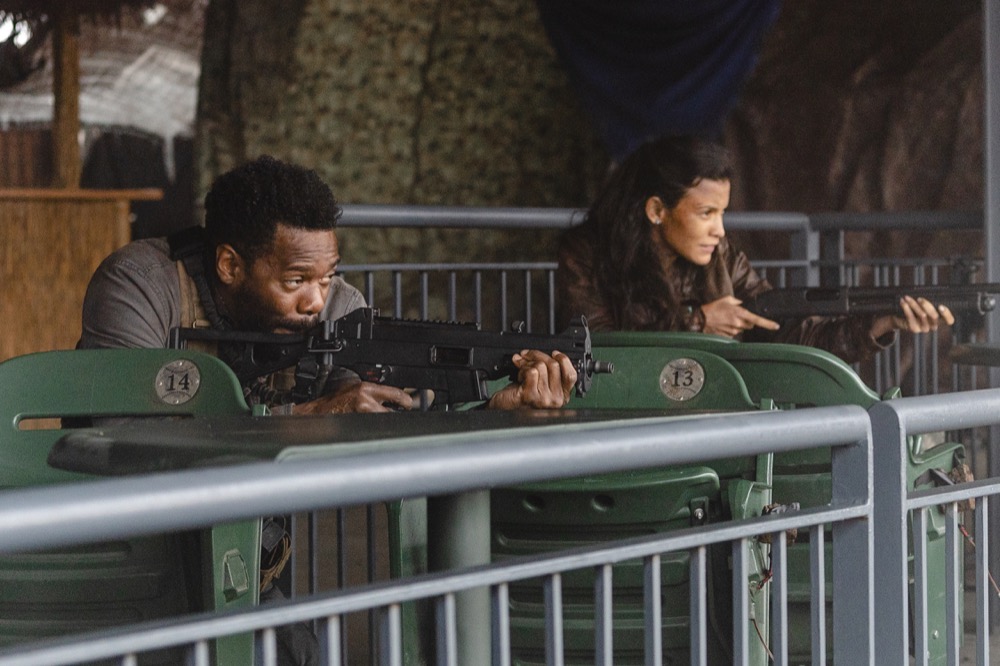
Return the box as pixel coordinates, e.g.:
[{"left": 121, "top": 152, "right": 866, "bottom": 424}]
[
  {"left": 869, "top": 296, "right": 955, "bottom": 339},
  {"left": 701, "top": 296, "right": 781, "bottom": 338}
]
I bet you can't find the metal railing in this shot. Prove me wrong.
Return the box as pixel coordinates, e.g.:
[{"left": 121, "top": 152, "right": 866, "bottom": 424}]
[
  {"left": 0, "top": 407, "right": 874, "bottom": 666},
  {"left": 336, "top": 206, "right": 985, "bottom": 393},
  {"left": 4, "top": 386, "right": 1000, "bottom": 663},
  {"left": 871, "top": 388, "right": 1000, "bottom": 666}
]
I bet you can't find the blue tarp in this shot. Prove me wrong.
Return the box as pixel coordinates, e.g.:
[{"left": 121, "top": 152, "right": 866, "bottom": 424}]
[{"left": 536, "top": 0, "right": 782, "bottom": 160}]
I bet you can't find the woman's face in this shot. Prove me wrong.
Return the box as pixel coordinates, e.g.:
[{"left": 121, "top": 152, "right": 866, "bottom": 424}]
[{"left": 647, "top": 178, "right": 730, "bottom": 266}]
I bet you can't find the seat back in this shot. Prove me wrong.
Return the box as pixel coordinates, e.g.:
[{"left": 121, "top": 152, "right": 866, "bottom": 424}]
[
  {"left": 0, "top": 349, "right": 258, "bottom": 664},
  {"left": 593, "top": 333, "right": 963, "bottom": 664},
  {"left": 491, "top": 338, "right": 772, "bottom": 665}
]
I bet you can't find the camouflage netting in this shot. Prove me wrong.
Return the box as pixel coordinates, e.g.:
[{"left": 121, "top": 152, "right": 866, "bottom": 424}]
[{"left": 194, "top": 0, "right": 609, "bottom": 275}]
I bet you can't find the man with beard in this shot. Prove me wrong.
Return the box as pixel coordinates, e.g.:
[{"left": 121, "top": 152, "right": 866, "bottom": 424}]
[
  {"left": 79, "top": 154, "right": 577, "bottom": 413},
  {"left": 78, "top": 154, "right": 577, "bottom": 666}
]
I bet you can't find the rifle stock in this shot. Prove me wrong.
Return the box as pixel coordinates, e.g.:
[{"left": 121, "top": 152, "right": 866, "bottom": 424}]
[
  {"left": 744, "top": 284, "right": 1000, "bottom": 319},
  {"left": 169, "top": 307, "right": 613, "bottom": 406}
]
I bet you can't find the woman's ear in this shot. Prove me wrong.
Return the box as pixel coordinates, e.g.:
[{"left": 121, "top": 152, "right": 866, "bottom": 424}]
[
  {"left": 215, "top": 244, "right": 244, "bottom": 285},
  {"left": 645, "top": 196, "right": 666, "bottom": 225}
]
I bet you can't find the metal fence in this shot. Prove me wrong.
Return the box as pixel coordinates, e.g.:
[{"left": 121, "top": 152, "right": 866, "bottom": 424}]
[
  {"left": 871, "top": 388, "right": 1000, "bottom": 666},
  {"left": 336, "top": 206, "right": 986, "bottom": 397},
  {"left": 0, "top": 406, "right": 873, "bottom": 666},
  {"left": 3, "top": 386, "right": 1000, "bottom": 663}
]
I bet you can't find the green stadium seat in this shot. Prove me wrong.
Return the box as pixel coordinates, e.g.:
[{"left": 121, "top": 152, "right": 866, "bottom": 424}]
[
  {"left": 492, "top": 337, "right": 773, "bottom": 665},
  {"left": 0, "top": 348, "right": 260, "bottom": 665}
]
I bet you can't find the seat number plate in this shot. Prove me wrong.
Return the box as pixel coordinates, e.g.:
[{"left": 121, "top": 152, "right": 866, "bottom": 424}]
[
  {"left": 155, "top": 359, "right": 202, "bottom": 405},
  {"left": 660, "top": 358, "right": 705, "bottom": 401}
]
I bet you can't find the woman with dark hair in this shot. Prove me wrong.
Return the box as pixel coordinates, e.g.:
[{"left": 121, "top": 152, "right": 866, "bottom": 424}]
[{"left": 556, "top": 135, "right": 953, "bottom": 363}]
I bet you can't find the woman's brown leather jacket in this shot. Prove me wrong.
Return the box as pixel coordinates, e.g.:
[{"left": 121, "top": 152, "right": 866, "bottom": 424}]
[{"left": 557, "top": 227, "right": 892, "bottom": 364}]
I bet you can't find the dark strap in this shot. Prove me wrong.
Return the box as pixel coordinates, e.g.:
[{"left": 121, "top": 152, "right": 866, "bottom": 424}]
[{"left": 167, "top": 226, "right": 228, "bottom": 330}]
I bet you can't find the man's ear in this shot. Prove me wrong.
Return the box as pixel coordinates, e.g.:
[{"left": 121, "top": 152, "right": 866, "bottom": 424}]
[
  {"left": 215, "top": 244, "right": 244, "bottom": 285},
  {"left": 644, "top": 196, "right": 667, "bottom": 225}
]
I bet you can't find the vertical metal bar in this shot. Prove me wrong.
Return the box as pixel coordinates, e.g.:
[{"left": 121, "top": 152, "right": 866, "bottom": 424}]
[
  {"left": 985, "top": 0, "right": 1000, "bottom": 622},
  {"left": 524, "top": 270, "right": 533, "bottom": 332},
  {"left": 436, "top": 593, "right": 458, "bottom": 666},
  {"left": 547, "top": 269, "right": 556, "bottom": 334},
  {"left": 368, "top": 503, "right": 378, "bottom": 666},
  {"left": 913, "top": 508, "right": 930, "bottom": 666},
  {"left": 309, "top": 512, "right": 319, "bottom": 595},
  {"left": 337, "top": 508, "right": 349, "bottom": 664},
  {"left": 690, "top": 545, "right": 708, "bottom": 666},
  {"left": 260, "top": 628, "right": 279, "bottom": 666},
  {"left": 427, "top": 492, "right": 491, "bottom": 665},
  {"left": 732, "top": 538, "right": 750, "bottom": 665},
  {"left": 449, "top": 271, "right": 457, "bottom": 321},
  {"left": 189, "top": 641, "right": 210, "bottom": 666},
  {"left": 976, "top": 499, "right": 991, "bottom": 665},
  {"left": 475, "top": 271, "right": 483, "bottom": 325},
  {"left": 544, "top": 573, "right": 564, "bottom": 666},
  {"left": 830, "top": 432, "right": 873, "bottom": 666},
  {"left": 872, "top": 402, "right": 910, "bottom": 664},
  {"left": 594, "top": 563, "right": 613, "bottom": 666},
  {"left": 492, "top": 583, "right": 511, "bottom": 666},
  {"left": 643, "top": 554, "right": 662, "bottom": 666},
  {"left": 945, "top": 503, "right": 961, "bottom": 664},
  {"left": 911, "top": 266, "right": 924, "bottom": 397},
  {"left": 810, "top": 524, "right": 827, "bottom": 666},
  {"left": 382, "top": 604, "right": 403, "bottom": 666},
  {"left": 771, "top": 531, "right": 788, "bottom": 666},
  {"left": 420, "top": 271, "right": 429, "bottom": 319},
  {"left": 393, "top": 271, "right": 402, "bottom": 317},
  {"left": 365, "top": 272, "right": 375, "bottom": 309},
  {"left": 500, "top": 271, "right": 508, "bottom": 328},
  {"left": 930, "top": 265, "right": 941, "bottom": 394},
  {"left": 795, "top": 224, "right": 820, "bottom": 286},
  {"left": 120, "top": 655, "right": 138, "bottom": 666},
  {"left": 324, "top": 616, "right": 344, "bottom": 666}
]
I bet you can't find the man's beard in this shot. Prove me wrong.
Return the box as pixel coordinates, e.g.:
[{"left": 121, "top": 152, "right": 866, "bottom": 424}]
[{"left": 228, "top": 283, "right": 319, "bottom": 333}]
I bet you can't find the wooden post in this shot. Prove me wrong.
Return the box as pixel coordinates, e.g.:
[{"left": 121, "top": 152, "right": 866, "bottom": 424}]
[{"left": 51, "top": 4, "right": 81, "bottom": 188}]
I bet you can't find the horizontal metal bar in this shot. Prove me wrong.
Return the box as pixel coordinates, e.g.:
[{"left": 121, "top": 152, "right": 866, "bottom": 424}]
[
  {"left": 338, "top": 205, "right": 586, "bottom": 229},
  {"left": 906, "top": 476, "right": 1000, "bottom": 511},
  {"left": 0, "top": 501, "right": 867, "bottom": 666},
  {"left": 337, "top": 205, "right": 974, "bottom": 234},
  {"left": 337, "top": 206, "right": 812, "bottom": 231},
  {"left": 0, "top": 408, "right": 869, "bottom": 554},
  {"left": 873, "top": 387, "right": 1000, "bottom": 434},
  {"left": 809, "top": 210, "right": 981, "bottom": 231},
  {"left": 338, "top": 262, "right": 557, "bottom": 272}
]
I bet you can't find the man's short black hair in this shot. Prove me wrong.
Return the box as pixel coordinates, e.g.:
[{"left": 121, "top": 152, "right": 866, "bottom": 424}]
[{"left": 203, "top": 155, "right": 342, "bottom": 264}]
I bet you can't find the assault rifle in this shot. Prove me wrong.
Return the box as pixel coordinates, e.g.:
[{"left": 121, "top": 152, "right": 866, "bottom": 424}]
[
  {"left": 744, "top": 284, "right": 1000, "bottom": 319},
  {"left": 168, "top": 307, "right": 613, "bottom": 406}
]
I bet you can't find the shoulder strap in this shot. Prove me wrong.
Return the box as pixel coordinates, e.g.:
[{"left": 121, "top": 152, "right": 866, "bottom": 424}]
[
  {"left": 167, "top": 226, "right": 227, "bottom": 330},
  {"left": 175, "top": 259, "right": 211, "bottom": 329}
]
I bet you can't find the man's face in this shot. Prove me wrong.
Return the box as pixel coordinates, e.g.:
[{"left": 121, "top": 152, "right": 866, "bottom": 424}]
[{"left": 223, "top": 224, "right": 340, "bottom": 333}]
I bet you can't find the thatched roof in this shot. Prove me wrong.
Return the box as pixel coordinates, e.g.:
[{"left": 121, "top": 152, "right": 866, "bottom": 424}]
[
  {"left": 0, "top": 0, "right": 204, "bottom": 176},
  {"left": 0, "top": 1, "right": 157, "bottom": 21}
]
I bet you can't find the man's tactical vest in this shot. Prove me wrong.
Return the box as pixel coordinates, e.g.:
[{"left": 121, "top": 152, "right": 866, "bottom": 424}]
[{"left": 169, "top": 227, "right": 293, "bottom": 590}]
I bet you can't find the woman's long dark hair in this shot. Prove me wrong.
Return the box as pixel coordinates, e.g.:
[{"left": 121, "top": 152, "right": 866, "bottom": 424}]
[{"left": 583, "top": 135, "right": 733, "bottom": 329}]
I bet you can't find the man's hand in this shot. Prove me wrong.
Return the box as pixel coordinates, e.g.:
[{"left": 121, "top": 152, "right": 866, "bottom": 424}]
[
  {"left": 291, "top": 378, "right": 413, "bottom": 414},
  {"left": 701, "top": 296, "right": 781, "bottom": 338},
  {"left": 870, "top": 296, "right": 955, "bottom": 339},
  {"left": 486, "top": 350, "right": 578, "bottom": 410}
]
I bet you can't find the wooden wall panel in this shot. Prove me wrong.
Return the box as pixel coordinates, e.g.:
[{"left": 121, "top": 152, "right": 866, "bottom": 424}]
[
  {"left": 0, "top": 189, "right": 161, "bottom": 362},
  {"left": 0, "top": 130, "right": 53, "bottom": 187}
]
